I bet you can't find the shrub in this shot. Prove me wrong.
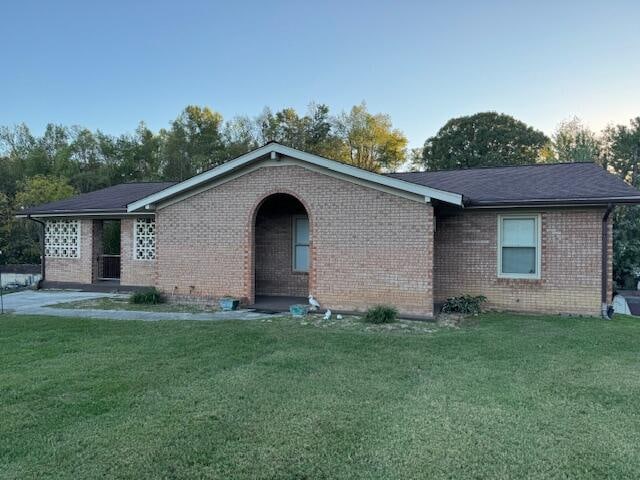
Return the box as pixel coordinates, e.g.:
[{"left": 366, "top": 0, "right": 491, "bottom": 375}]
[
  {"left": 441, "top": 295, "right": 487, "bottom": 315},
  {"left": 130, "top": 287, "right": 164, "bottom": 305},
  {"left": 363, "top": 305, "right": 398, "bottom": 324}
]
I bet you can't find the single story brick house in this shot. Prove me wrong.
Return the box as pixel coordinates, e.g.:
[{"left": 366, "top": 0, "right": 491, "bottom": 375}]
[{"left": 18, "top": 142, "right": 640, "bottom": 318}]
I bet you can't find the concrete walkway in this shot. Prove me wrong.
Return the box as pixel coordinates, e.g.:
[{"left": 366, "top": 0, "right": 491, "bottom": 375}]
[{"left": 1, "top": 290, "right": 277, "bottom": 321}]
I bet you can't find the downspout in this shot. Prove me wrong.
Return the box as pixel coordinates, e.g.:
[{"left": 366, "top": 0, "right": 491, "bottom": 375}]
[
  {"left": 601, "top": 204, "right": 614, "bottom": 319},
  {"left": 27, "top": 216, "right": 46, "bottom": 289}
]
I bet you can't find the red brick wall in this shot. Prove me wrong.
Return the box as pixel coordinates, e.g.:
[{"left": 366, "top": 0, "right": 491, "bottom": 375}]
[
  {"left": 46, "top": 219, "right": 94, "bottom": 284},
  {"left": 155, "top": 163, "right": 434, "bottom": 317},
  {"left": 433, "top": 208, "right": 609, "bottom": 316},
  {"left": 120, "top": 218, "right": 156, "bottom": 286},
  {"left": 254, "top": 195, "right": 308, "bottom": 297}
]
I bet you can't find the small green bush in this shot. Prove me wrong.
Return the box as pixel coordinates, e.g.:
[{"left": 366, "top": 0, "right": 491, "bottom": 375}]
[
  {"left": 363, "top": 305, "right": 398, "bottom": 324},
  {"left": 130, "top": 288, "right": 164, "bottom": 305},
  {"left": 441, "top": 295, "right": 487, "bottom": 315}
]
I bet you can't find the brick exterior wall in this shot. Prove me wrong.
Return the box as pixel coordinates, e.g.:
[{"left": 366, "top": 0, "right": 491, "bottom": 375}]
[
  {"left": 155, "top": 163, "right": 435, "bottom": 317},
  {"left": 433, "top": 207, "right": 611, "bottom": 316},
  {"left": 120, "top": 218, "right": 156, "bottom": 286},
  {"left": 46, "top": 219, "right": 94, "bottom": 284},
  {"left": 254, "top": 194, "right": 308, "bottom": 297},
  {"left": 40, "top": 166, "right": 614, "bottom": 318}
]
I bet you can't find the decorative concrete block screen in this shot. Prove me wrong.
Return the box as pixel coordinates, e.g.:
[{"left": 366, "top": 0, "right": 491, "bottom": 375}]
[
  {"left": 134, "top": 218, "right": 156, "bottom": 260},
  {"left": 45, "top": 220, "right": 80, "bottom": 258}
]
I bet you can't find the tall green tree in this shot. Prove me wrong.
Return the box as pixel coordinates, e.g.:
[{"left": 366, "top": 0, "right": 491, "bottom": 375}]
[
  {"left": 603, "top": 117, "right": 640, "bottom": 289},
  {"left": 223, "top": 115, "right": 259, "bottom": 159},
  {"left": 603, "top": 117, "right": 640, "bottom": 188},
  {"left": 551, "top": 117, "right": 601, "bottom": 163},
  {"left": 333, "top": 102, "right": 408, "bottom": 172},
  {"left": 161, "top": 106, "right": 226, "bottom": 180},
  {"left": 420, "top": 112, "right": 550, "bottom": 170},
  {"left": 2, "top": 176, "right": 76, "bottom": 264},
  {"left": 255, "top": 103, "right": 339, "bottom": 158},
  {"left": 14, "top": 175, "right": 76, "bottom": 209}
]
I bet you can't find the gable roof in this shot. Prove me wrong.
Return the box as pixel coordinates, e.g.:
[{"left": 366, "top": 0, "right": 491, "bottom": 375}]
[
  {"left": 126, "top": 143, "right": 464, "bottom": 212},
  {"left": 388, "top": 162, "right": 640, "bottom": 207},
  {"left": 17, "top": 182, "right": 176, "bottom": 217},
  {"left": 17, "top": 147, "right": 640, "bottom": 217}
]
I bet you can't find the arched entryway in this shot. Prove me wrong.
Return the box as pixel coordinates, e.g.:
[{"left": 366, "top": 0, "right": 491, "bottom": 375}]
[{"left": 253, "top": 193, "right": 310, "bottom": 306}]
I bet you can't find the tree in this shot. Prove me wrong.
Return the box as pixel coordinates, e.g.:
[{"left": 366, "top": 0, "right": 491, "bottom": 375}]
[
  {"left": 0, "top": 193, "right": 41, "bottom": 264},
  {"left": 603, "top": 117, "right": 640, "bottom": 289},
  {"left": 223, "top": 115, "right": 259, "bottom": 159},
  {"left": 254, "top": 103, "right": 339, "bottom": 158},
  {"left": 14, "top": 175, "right": 76, "bottom": 209},
  {"left": 333, "top": 102, "right": 408, "bottom": 172},
  {"left": 602, "top": 117, "right": 640, "bottom": 188},
  {"left": 551, "top": 117, "right": 601, "bottom": 163},
  {"left": 613, "top": 206, "right": 640, "bottom": 289},
  {"left": 420, "top": 112, "right": 550, "bottom": 171},
  {"left": 161, "top": 106, "right": 226, "bottom": 181}
]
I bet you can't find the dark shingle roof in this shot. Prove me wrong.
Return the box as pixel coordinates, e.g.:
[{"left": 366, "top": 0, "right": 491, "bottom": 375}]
[
  {"left": 388, "top": 162, "right": 640, "bottom": 207},
  {"left": 19, "top": 182, "right": 176, "bottom": 216},
  {"left": 18, "top": 161, "right": 640, "bottom": 215}
]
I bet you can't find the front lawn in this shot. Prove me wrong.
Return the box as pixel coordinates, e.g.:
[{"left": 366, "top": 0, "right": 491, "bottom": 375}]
[
  {"left": 50, "top": 296, "right": 215, "bottom": 313},
  {"left": 1, "top": 313, "right": 639, "bottom": 479}
]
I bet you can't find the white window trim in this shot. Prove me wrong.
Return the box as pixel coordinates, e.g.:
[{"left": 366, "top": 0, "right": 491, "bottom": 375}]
[
  {"left": 292, "top": 215, "right": 310, "bottom": 273},
  {"left": 133, "top": 217, "right": 156, "bottom": 261},
  {"left": 497, "top": 214, "right": 541, "bottom": 280}
]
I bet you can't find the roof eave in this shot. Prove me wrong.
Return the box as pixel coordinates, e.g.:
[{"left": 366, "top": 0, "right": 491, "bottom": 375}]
[
  {"left": 465, "top": 196, "right": 640, "bottom": 208},
  {"left": 15, "top": 209, "right": 154, "bottom": 218}
]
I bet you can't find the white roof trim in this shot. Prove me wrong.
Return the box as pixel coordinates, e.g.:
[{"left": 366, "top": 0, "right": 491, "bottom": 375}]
[{"left": 127, "top": 143, "right": 463, "bottom": 212}]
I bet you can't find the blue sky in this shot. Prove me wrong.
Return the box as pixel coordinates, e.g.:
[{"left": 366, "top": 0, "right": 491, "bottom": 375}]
[{"left": 2, "top": 0, "right": 639, "bottom": 147}]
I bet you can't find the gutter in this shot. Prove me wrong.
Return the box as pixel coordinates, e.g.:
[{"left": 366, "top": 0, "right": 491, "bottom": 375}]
[
  {"left": 601, "top": 204, "right": 615, "bottom": 320},
  {"left": 26, "top": 215, "right": 46, "bottom": 289},
  {"left": 465, "top": 196, "right": 640, "bottom": 208}
]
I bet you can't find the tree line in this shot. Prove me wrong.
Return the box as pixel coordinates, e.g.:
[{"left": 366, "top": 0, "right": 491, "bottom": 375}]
[{"left": 1, "top": 104, "right": 638, "bottom": 288}]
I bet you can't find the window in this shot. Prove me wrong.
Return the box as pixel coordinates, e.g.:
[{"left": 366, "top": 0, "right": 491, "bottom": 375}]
[
  {"left": 134, "top": 218, "right": 156, "bottom": 260},
  {"left": 45, "top": 220, "right": 80, "bottom": 258},
  {"left": 498, "top": 215, "right": 540, "bottom": 279},
  {"left": 292, "top": 216, "right": 309, "bottom": 272}
]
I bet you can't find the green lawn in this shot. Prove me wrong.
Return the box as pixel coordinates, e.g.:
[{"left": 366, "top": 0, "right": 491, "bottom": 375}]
[
  {"left": 1, "top": 313, "right": 639, "bottom": 479},
  {"left": 50, "top": 296, "right": 216, "bottom": 313}
]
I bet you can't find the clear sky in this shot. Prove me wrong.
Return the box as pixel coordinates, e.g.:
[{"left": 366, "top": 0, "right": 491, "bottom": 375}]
[{"left": 2, "top": 0, "right": 639, "bottom": 147}]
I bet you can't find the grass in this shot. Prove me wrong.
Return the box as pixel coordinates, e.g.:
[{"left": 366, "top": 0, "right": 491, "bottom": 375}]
[
  {"left": 1, "top": 313, "right": 639, "bottom": 479},
  {"left": 50, "top": 296, "right": 215, "bottom": 313}
]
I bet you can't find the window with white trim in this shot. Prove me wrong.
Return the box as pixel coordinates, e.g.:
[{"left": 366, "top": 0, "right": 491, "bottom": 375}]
[
  {"left": 45, "top": 220, "right": 80, "bottom": 258},
  {"left": 292, "top": 215, "right": 309, "bottom": 272},
  {"left": 134, "top": 218, "right": 156, "bottom": 260},
  {"left": 498, "top": 215, "right": 541, "bottom": 278}
]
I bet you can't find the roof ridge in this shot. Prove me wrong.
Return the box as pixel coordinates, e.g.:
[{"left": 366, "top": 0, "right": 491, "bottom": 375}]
[
  {"left": 389, "top": 161, "right": 597, "bottom": 175},
  {"left": 121, "top": 181, "right": 178, "bottom": 184}
]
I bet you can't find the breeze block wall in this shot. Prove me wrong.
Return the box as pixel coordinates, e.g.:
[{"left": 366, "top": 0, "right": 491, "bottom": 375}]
[
  {"left": 46, "top": 218, "right": 94, "bottom": 284},
  {"left": 433, "top": 207, "right": 610, "bottom": 316},
  {"left": 120, "top": 217, "right": 156, "bottom": 286},
  {"left": 155, "top": 162, "right": 435, "bottom": 317}
]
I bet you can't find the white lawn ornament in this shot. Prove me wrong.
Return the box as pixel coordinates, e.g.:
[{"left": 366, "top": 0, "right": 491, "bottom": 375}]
[
  {"left": 336, "top": 314, "right": 343, "bottom": 320},
  {"left": 323, "top": 309, "right": 332, "bottom": 320},
  {"left": 308, "top": 295, "right": 320, "bottom": 311}
]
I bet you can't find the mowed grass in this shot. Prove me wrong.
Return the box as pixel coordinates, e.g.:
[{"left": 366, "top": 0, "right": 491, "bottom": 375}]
[
  {"left": 50, "top": 296, "right": 216, "bottom": 313},
  {"left": 1, "top": 313, "right": 640, "bottom": 479}
]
